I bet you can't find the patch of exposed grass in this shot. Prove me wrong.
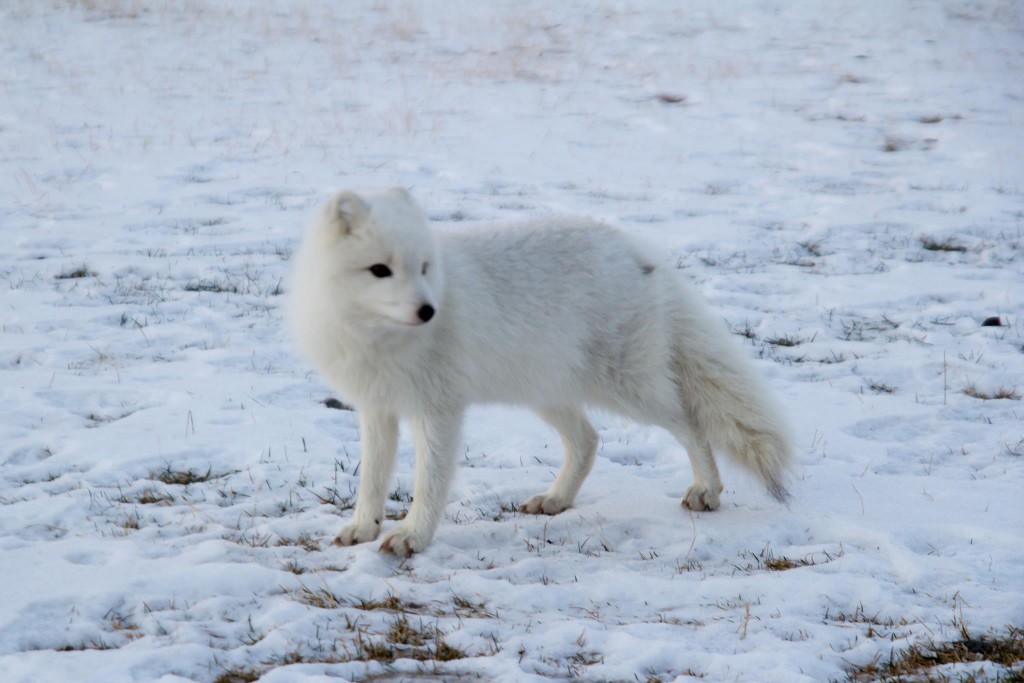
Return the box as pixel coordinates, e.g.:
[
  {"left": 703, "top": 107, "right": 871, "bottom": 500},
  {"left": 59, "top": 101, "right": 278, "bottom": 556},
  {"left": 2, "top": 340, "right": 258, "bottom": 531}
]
[
  {"left": 290, "top": 584, "right": 429, "bottom": 615},
  {"left": 388, "top": 487, "right": 413, "bottom": 504},
  {"left": 116, "top": 487, "right": 175, "bottom": 505},
  {"left": 963, "top": 385, "right": 1021, "bottom": 401},
  {"left": 86, "top": 411, "right": 136, "bottom": 427},
  {"left": 868, "top": 381, "right": 897, "bottom": 395},
  {"left": 104, "top": 608, "right": 142, "bottom": 642},
  {"left": 280, "top": 559, "right": 306, "bottom": 575},
  {"left": 735, "top": 544, "right": 842, "bottom": 573},
  {"left": 433, "top": 637, "right": 468, "bottom": 662},
  {"left": 115, "top": 510, "right": 143, "bottom": 534},
  {"left": 385, "top": 487, "right": 413, "bottom": 520},
  {"left": 57, "top": 639, "right": 114, "bottom": 652},
  {"left": 291, "top": 581, "right": 345, "bottom": 609},
  {"left": 675, "top": 558, "right": 704, "bottom": 573},
  {"left": 386, "top": 614, "right": 427, "bottom": 647},
  {"left": 276, "top": 532, "right": 322, "bottom": 553},
  {"left": 213, "top": 667, "right": 263, "bottom": 683},
  {"left": 234, "top": 613, "right": 470, "bottom": 674},
  {"left": 798, "top": 349, "right": 854, "bottom": 365},
  {"left": 825, "top": 603, "right": 916, "bottom": 639},
  {"left": 379, "top": 613, "right": 467, "bottom": 662},
  {"left": 279, "top": 608, "right": 468, "bottom": 665},
  {"left": 921, "top": 236, "right": 968, "bottom": 253},
  {"left": 56, "top": 264, "right": 97, "bottom": 279},
  {"left": 153, "top": 465, "right": 218, "bottom": 486},
  {"left": 766, "top": 333, "right": 812, "bottom": 348},
  {"left": 230, "top": 531, "right": 272, "bottom": 548},
  {"left": 451, "top": 594, "right": 497, "bottom": 619},
  {"left": 306, "top": 486, "right": 354, "bottom": 510},
  {"left": 183, "top": 278, "right": 241, "bottom": 294},
  {"left": 839, "top": 626, "right": 1024, "bottom": 682},
  {"left": 799, "top": 239, "right": 824, "bottom": 257},
  {"left": 733, "top": 321, "right": 759, "bottom": 342},
  {"left": 838, "top": 315, "right": 899, "bottom": 342},
  {"left": 355, "top": 631, "right": 397, "bottom": 662},
  {"left": 763, "top": 556, "right": 806, "bottom": 571},
  {"left": 351, "top": 593, "right": 412, "bottom": 612},
  {"left": 883, "top": 136, "right": 909, "bottom": 152}
]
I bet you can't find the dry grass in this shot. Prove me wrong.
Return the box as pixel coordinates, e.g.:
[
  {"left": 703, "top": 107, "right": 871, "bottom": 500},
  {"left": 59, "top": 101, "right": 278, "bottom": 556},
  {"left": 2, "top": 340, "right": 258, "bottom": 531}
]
[
  {"left": 351, "top": 593, "right": 413, "bottom": 612},
  {"left": 282, "top": 585, "right": 469, "bottom": 668},
  {"left": 839, "top": 626, "right": 1024, "bottom": 682},
  {"left": 766, "top": 333, "right": 813, "bottom": 348},
  {"left": 962, "top": 385, "right": 1021, "bottom": 401},
  {"left": 116, "top": 487, "right": 175, "bottom": 505},
  {"left": 735, "top": 544, "right": 842, "bottom": 573},
  {"left": 883, "top": 136, "right": 908, "bottom": 152},
  {"left": 291, "top": 583, "right": 344, "bottom": 610},
  {"left": 276, "top": 532, "right": 322, "bottom": 553},
  {"left": 921, "top": 236, "right": 968, "bottom": 253},
  {"left": 55, "top": 264, "right": 97, "bottom": 279},
  {"left": 733, "top": 320, "right": 759, "bottom": 342},
  {"left": 213, "top": 668, "right": 262, "bottom": 683},
  {"left": 153, "top": 465, "right": 219, "bottom": 486},
  {"left": 825, "top": 603, "right": 916, "bottom": 640},
  {"left": 799, "top": 239, "right": 824, "bottom": 257}
]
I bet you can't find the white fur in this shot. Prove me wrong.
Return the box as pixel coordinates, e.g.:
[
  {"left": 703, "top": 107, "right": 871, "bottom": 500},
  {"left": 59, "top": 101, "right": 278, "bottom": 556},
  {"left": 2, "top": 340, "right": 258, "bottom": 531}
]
[{"left": 290, "top": 188, "right": 795, "bottom": 557}]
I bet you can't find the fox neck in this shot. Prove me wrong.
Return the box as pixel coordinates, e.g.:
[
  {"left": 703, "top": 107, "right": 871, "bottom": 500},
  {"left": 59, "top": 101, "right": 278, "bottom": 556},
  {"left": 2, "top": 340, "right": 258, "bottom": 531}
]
[{"left": 322, "top": 317, "right": 438, "bottom": 411}]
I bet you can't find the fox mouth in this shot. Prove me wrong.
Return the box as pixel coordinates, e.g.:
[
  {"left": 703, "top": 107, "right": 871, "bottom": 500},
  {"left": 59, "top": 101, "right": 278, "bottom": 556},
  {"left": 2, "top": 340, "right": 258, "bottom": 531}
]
[
  {"left": 367, "top": 310, "right": 432, "bottom": 328},
  {"left": 353, "top": 301, "right": 435, "bottom": 329},
  {"left": 383, "top": 304, "right": 436, "bottom": 327}
]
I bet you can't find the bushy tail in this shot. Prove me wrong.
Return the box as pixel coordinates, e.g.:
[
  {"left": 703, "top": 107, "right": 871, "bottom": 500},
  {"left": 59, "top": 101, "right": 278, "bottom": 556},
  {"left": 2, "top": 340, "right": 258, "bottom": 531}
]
[{"left": 672, "top": 293, "right": 795, "bottom": 502}]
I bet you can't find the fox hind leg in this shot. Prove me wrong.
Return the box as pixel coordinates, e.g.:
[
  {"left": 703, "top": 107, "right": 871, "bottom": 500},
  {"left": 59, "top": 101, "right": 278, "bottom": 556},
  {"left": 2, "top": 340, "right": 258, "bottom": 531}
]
[
  {"left": 665, "top": 420, "right": 723, "bottom": 512},
  {"left": 521, "top": 405, "right": 598, "bottom": 515}
]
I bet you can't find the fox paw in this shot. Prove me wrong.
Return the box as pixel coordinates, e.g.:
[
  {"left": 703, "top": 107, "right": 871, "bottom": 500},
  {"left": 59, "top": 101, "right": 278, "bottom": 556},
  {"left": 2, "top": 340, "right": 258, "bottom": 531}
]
[
  {"left": 520, "top": 493, "right": 572, "bottom": 515},
  {"left": 682, "top": 485, "right": 721, "bottom": 512},
  {"left": 333, "top": 520, "right": 380, "bottom": 546},
  {"left": 378, "top": 524, "right": 432, "bottom": 558}
]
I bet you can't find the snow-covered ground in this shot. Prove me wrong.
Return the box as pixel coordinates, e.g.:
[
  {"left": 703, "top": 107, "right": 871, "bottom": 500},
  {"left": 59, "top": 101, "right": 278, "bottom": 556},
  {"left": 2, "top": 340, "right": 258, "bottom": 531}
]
[{"left": 2, "top": 1, "right": 1022, "bottom": 681}]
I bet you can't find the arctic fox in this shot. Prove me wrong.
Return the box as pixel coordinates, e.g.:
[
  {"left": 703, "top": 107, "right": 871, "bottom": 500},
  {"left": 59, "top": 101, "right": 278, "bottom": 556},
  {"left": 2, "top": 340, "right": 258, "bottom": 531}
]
[{"left": 290, "top": 188, "right": 794, "bottom": 557}]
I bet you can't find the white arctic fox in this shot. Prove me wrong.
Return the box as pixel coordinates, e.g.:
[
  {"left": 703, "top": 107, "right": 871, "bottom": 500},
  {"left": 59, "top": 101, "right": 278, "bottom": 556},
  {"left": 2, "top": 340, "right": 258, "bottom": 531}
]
[{"left": 290, "top": 188, "right": 793, "bottom": 557}]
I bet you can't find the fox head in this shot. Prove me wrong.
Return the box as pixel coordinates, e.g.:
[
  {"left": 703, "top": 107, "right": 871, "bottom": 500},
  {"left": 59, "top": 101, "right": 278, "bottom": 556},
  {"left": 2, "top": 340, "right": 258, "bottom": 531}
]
[{"left": 301, "top": 188, "right": 443, "bottom": 333}]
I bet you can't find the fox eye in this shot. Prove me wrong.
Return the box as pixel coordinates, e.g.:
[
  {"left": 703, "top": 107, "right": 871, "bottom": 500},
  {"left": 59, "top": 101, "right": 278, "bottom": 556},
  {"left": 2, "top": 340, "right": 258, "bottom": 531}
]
[
  {"left": 368, "top": 264, "right": 392, "bottom": 278},
  {"left": 421, "top": 262, "right": 429, "bottom": 275}
]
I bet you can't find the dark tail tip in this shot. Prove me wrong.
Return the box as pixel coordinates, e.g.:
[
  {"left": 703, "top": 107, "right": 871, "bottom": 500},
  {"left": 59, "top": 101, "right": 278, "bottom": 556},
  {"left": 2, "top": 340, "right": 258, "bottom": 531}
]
[{"left": 767, "top": 478, "right": 791, "bottom": 505}]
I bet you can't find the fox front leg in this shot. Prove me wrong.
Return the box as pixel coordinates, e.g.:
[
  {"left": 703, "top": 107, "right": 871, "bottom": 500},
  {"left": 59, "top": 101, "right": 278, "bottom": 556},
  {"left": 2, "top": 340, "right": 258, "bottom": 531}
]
[
  {"left": 378, "top": 410, "right": 463, "bottom": 557},
  {"left": 334, "top": 410, "right": 398, "bottom": 546}
]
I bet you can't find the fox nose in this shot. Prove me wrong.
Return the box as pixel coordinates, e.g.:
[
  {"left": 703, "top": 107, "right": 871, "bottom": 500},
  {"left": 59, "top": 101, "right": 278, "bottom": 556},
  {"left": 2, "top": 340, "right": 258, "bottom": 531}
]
[{"left": 417, "top": 304, "right": 435, "bottom": 323}]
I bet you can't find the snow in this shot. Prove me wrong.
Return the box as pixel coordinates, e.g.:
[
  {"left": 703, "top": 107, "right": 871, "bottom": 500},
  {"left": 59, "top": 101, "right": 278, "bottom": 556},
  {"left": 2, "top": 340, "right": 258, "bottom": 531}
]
[{"left": 1, "top": 1, "right": 1022, "bottom": 681}]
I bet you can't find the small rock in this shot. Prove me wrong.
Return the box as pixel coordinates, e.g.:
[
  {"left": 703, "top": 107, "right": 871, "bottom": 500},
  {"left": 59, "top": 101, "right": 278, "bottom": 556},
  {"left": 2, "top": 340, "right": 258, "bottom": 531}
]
[
  {"left": 656, "top": 93, "right": 687, "bottom": 104},
  {"left": 323, "top": 397, "right": 353, "bottom": 410}
]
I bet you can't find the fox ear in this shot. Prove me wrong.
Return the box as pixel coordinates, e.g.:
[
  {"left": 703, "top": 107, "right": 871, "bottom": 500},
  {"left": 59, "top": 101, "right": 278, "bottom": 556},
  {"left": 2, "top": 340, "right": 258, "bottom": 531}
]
[
  {"left": 329, "top": 191, "right": 370, "bottom": 236},
  {"left": 386, "top": 186, "right": 412, "bottom": 201},
  {"left": 386, "top": 186, "right": 422, "bottom": 210}
]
